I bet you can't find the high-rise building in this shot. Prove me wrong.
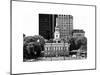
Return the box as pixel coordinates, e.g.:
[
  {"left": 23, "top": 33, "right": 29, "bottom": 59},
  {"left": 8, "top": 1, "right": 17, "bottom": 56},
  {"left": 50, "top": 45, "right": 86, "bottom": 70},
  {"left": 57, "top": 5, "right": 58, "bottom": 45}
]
[
  {"left": 39, "top": 14, "right": 73, "bottom": 40},
  {"left": 39, "top": 14, "right": 52, "bottom": 40},
  {"left": 56, "top": 15, "right": 73, "bottom": 39},
  {"left": 39, "top": 14, "right": 57, "bottom": 40}
]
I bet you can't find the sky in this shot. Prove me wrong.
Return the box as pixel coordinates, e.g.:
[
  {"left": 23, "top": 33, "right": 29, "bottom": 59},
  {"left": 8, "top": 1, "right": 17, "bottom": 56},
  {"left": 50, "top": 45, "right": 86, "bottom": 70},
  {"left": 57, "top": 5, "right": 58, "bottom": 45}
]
[{"left": 12, "top": 1, "right": 95, "bottom": 38}]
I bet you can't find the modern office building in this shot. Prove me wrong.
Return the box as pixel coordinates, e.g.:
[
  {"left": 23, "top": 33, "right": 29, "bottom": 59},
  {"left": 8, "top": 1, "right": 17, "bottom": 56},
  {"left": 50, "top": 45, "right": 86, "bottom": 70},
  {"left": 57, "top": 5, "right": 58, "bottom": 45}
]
[
  {"left": 56, "top": 15, "right": 73, "bottom": 39},
  {"left": 39, "top": 14, "right": 57, "bottom": 40},
  {"left": 39, "top": 14, "right": 52, "bottom": 40}
]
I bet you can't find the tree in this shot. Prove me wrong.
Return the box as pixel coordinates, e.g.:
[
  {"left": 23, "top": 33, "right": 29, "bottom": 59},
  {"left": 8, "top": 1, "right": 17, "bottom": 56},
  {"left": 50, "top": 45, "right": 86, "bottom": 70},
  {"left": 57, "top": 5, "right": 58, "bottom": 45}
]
[
  {"left": 33, "top": 42, "right": 42, "bottom": 58},
  {"left": 33, "top": 35, "right": 45, "bottom": 51},
  {"left": 23, "top": 34, "right": 26, "bottom": 37},
  {"left": 68, "top": 37, "right": 76, "bottom": 51},
  {"left": 23, "top": 35, "right": 45, "bottom": 60},
  {"left": 23, "top": 36, "right": 34, "bottom": 59},
  {"left": 75, "top": 37, "right": 87, "bottom": 50},
  {"left": 68, "top": 37, "right": 87, "bottom": 51},
  {"left": 68, "top": 36, "right": 87, "bottom": 57},
  {"left": 46, "top": 39, "right": 53, "bottom": 43}
]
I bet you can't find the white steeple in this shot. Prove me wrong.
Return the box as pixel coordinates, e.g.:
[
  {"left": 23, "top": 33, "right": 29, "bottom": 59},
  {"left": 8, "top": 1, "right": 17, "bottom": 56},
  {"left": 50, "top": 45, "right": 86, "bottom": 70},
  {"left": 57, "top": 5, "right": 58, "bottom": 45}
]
[
  {"left": 54, "top": 18, "right": 60, "bottom": 43},
  {"left": 54, "top": 27, "right": 60, "bottom": 40}
]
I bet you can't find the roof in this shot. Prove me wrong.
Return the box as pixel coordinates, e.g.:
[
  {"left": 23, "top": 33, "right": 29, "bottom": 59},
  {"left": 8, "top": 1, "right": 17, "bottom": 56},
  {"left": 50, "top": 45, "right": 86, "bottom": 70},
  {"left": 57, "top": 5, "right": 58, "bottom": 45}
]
[{"left": 72, "top": 29, "right": 85, "bottom": 33}]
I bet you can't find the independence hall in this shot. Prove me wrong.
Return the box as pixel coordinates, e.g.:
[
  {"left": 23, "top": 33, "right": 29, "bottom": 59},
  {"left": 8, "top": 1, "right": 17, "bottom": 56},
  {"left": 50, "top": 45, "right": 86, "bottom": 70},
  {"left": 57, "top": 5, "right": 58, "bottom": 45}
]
[
  {"left": 23, "top": 14, "right": 86, "bottom": 61},
  {"left": 39, "top": 14, "right": 75, "bottom": 57}
]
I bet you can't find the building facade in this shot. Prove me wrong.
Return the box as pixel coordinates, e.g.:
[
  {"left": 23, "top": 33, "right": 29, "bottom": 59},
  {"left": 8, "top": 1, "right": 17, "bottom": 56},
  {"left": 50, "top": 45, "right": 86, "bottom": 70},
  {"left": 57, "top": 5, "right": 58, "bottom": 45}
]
[
  {"left": 72, "top": 29, "right": 85, "bottom": 38},
  {"left": 44, "top": 43, "right": 69, "bottom": 57},
  {"left": 39, "top": 14, "right": 57, "bottom": 40},
  {"left": 39, "top": 14, "right": 53, "bottom": 40},
  {"left": 56, "top": 15, "right": 73, "bottom": 39}
]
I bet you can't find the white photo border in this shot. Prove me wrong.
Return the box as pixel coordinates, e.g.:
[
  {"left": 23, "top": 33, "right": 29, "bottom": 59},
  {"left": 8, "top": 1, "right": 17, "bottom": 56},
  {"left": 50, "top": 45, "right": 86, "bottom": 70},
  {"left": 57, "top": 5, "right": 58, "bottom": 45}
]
[{"left": 10, "top": 0, "right": 97, "bottom": 75}]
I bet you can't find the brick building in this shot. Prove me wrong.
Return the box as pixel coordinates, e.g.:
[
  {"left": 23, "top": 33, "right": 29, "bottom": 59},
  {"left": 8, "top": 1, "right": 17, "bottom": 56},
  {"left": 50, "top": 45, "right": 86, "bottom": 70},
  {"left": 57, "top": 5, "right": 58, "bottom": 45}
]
[
  {"left": 72, "top": 29, "right": 85, "bottom": 38},
  {"left": 44, "top": 43, "right": 69, "bottom": 57}
]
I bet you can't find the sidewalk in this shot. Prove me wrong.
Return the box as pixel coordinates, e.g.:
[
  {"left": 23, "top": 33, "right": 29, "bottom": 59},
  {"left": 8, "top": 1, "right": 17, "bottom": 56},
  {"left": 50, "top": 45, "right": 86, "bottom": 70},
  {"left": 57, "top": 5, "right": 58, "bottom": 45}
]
[{"left": 24, "top": 56, "right": 86, "bottom": 62}]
